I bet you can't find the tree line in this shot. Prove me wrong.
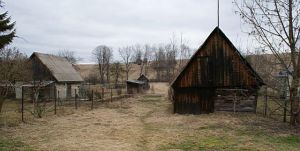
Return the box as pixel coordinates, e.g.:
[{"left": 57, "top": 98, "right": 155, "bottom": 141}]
[{"left": 89, "top": 37, "right": 193, "bottom": 86}]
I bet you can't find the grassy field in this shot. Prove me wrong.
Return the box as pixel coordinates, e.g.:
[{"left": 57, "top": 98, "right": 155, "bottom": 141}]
[{"left": 0, "top": 83, "right": 299, "bottom": 150}]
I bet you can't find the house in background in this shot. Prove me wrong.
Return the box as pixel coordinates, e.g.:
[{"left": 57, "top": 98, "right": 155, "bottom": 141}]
[
  {"left": 126, "top": 80, "right": 145, "bottom": 94},
  {"left": 29, "top": 52, "right": 84, "bottom": 99},
  {"left": 137, "top": 74, "right": 150, "bottom": 90},
  {"left": 170, "top": 27, "right": 264, "bottom": 114},
  {"left": 127, "top": 74, "right": 150, "bottom": 94}
]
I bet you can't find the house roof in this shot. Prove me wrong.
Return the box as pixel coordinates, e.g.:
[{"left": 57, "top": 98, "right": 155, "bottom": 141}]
[
  {"left": 22, "top": 81, "right": 55, "bottom": 87},
  {"left": 170, "top": 27, "right": 264, "bottom": 87},
  {"left": 30, "top": 52, "right": 84, "bottom": 82}
]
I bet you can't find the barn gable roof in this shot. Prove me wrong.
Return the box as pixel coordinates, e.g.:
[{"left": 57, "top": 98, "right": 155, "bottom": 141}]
[
  {"left": 171, "top": 27, "right": 264, "bottom": 87},
  {"left": 137, "top": 74, "right": 149, "bottom": 82},
  {"left": 30, "top": 52, "right": 84, "bottom": 83}
]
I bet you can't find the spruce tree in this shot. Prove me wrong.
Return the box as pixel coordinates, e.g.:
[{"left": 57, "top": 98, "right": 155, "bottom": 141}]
[{"left": 0, "top": 11, "right": 15, "bottom": 49}]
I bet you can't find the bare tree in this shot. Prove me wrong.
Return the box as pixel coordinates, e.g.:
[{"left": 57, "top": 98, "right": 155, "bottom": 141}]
[
  {"left": 152, "top": 46, "right": 166, "bottom": 81},
  {"left": 92, "top": 45, "right": 112, "bottom": 84},
  {"left": 142, "top": 44, "right": 151, "bottom": 76},
  {"left": 57, "top": 50, "right": 81, "bottom": 64},
  {"left": 111, "top": 61, "right": 124, "bottom": 87},
  {"left": 104, "top": 48, "right": 113, "bottom": 83},
  {"left": 234, "top": 0, "right": 300, "bottom": 125},
  {"left": 178, "top": 34, "right": 193, "bottom": 70},
  {"left": 165, "top": 44, "right": 177, "bottom": 81},
  {"left": 133, "top": 44, "right": 143, "bottom": 65},
  {"left": 0, "top": 47, "right": 30, "bottom": 112},
  {"left": 133, "top": 44, "right": 151, "bottom": 76},
  {"left": 119, "top": 46, "right": 134, "bottom": 80}
]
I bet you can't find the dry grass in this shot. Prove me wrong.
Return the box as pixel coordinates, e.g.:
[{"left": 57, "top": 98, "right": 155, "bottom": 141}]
[{"left": 0, "top": 83, "right": 299, "bottom": 151}]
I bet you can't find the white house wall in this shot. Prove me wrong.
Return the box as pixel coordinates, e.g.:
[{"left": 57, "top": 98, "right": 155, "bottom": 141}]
[
  {"left": 56, "top": 84, "right": 67, "bottom": 99},
  {"left": 55, "top": 83, "right": 80, "bottom": 99}
]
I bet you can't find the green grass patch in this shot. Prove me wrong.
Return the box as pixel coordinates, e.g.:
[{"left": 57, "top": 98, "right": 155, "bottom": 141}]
[
  {"left": 160, "top": 136, "right": 239, "bottom": 151},
  {"left": 0, "top": 137, "right": 33, "bottom": 151}
]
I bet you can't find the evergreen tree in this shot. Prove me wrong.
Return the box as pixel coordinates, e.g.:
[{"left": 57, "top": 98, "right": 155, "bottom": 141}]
[{"left": 0, "top": 11, "right": 15, "bottom": 49}]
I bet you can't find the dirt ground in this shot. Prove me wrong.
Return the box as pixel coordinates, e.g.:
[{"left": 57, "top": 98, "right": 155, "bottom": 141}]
[{"left": 1, "top": 83, "right": 300, "bottom": 151}]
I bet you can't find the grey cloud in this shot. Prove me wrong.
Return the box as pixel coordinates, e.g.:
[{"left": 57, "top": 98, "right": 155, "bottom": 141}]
[{"left": 5, "top": 0, "right": 249, "bottom": 63}]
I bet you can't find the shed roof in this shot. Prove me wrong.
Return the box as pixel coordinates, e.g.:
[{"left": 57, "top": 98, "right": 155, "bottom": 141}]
[
  {"left": 30, "top": 52, "right": 84, "bottom": 82},
  {"left": 126, "top": 80, "right": 145, "bottom": 85},
  {"left": 22, "top": 81, "right": 55, "bottom": 87},
  {"left": 137, "top": 74, "right": 149, "bottom": 81}
]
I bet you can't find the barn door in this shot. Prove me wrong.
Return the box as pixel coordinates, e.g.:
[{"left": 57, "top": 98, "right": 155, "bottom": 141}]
[
  {"left": 198, "top": 56, "right": 212, "bottom": 86},
  {"left": 197, "top": 88, "right": 215, "bottom": 113}
]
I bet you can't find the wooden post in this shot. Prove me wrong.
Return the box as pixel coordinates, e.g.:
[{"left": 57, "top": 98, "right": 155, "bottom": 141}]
[
  {"left": 110, "top": 87, "right": 113, "bottom": 102},
  {"left": 102, "top": 87, "right": 104, "bottom": 102},
  {"left": 21, "top": 86, "right": 24, "bottom": 122},
  {"left": 283, "top": 98, "right": 287, "bottom": 122},
  {"left": 54, "top": 86, "right": 57, "bottom": 115},
  {"left": 91, "top": 90, "right": 94, "bottom": 110},
  {"left": 75, "top": 89, "right": 77, "bottom": 109},
  {"left": 264, "top": 87, "right": 268, "bottom": 117},
  {"left": 233, "top": 92, "right": 236, "bottom": 114},
  {"left": 48, "top": 85, "right": 51, "bottom": 100},
  {"left": 57, "top": 91, "right": 60, "bottom": 105}
]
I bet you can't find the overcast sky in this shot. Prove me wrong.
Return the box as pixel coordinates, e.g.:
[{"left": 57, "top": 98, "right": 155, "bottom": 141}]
[{"left": 4, "top": 0, "right": 252, "bottom": 63}]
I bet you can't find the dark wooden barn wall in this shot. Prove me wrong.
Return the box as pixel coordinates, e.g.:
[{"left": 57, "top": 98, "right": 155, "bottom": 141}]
[
  {"left": 127, "top": 83, "right": 142, "bottom": 94},
  {"left": 173, "top": 88, "right": 215, "bottom": 114},
  {"left": 171, "top": 29, "right": 261, "bottom": 114},
  {"left": 173, "top": 34, "right": 257, "bottom": 89}
]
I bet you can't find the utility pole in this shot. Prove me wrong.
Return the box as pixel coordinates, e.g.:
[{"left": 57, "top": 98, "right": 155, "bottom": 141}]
[{"left": 217, "top": 0, "right": 220, "bottom": 28}]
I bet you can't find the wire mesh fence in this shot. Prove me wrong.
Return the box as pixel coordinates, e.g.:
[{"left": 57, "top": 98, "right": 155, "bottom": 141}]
[
  {"left": 0, "top": 83, "right": 130, "bottom": 127},
  {"left": 256, "top": 86, "right": 292, "bottom": 123}
]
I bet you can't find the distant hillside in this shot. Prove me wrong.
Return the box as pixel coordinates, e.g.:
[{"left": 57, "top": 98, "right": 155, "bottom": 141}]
[
  {"left": 76, "top": 54, "right": 285, "bottom": 86},
  {"left": 76, "top": 63, "right": 157, "bottom": 81}
]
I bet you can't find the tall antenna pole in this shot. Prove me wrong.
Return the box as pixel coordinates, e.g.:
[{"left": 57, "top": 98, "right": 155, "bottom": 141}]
[{"left": 218, "top": 0, "right": 220, "bottom": 28}]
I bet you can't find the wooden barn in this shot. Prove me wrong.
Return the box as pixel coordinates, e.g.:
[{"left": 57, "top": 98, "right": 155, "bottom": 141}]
[
  {"left": 137, "top": 74, "right": 150, "bottom": 90},
  {"left": 170, "top": 27, "right": 264, "bottom": 114},
  {"left": 29, "top": 52, "right": 84, "bottom": 99}
]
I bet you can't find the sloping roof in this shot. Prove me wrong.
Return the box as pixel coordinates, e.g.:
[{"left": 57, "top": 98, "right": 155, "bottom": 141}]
[
  {"left": 22, "top": 81, "right": 55, "bottom": 87},
  {"left": 30, "top": 52, "right": 84, "bottom": 82},
  {"left": 171, "top": 27, "right": 264, "bottom": 87},
  {"left": 137, "top": 74, "right": 149, "bottom": 81},
  {"left": 126, "top": 80, "right": 145, "bottom": 85}
]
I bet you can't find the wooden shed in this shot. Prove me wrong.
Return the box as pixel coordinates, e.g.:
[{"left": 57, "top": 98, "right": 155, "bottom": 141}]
[
  {"left": 126, "top": 80, "right": 145, "bottom": 94},
  {"left": 170, "top": 27, "right": 264, "bottom": 114},
  {"left": 137, "top": 74, "right": 150, "bottom": 90}
]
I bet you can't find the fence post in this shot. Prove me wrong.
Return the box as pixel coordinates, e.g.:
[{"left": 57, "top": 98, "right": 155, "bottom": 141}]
[
  {"left": 264, "top": 87, "right": 268, "bottom": 117},
  {"left": 21, "top": 86, "right": 24, "bottom": 122},
  {"left": 54, "top": 86, "right": 57, "bottom": 115},
  {"left": 233, "top": 92, "right": 236, "bottom": 114},
  {"left": 58, "top": 91, "right": 60, "bottom": 106},
  {"left": 91, "top": 90, "right": 94, "bottom": 110},
  {"left": 102, "top": 87, "right": 104, "bottom": 102},
  {"left": 75, "top": 89, "right": 77, "bottom": 109},
  {"left": 111, "top": 86, "right": 113, "bottom": 102},
  {"left": 283, "top": 98, "right": 287, "bottom": 122}
]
